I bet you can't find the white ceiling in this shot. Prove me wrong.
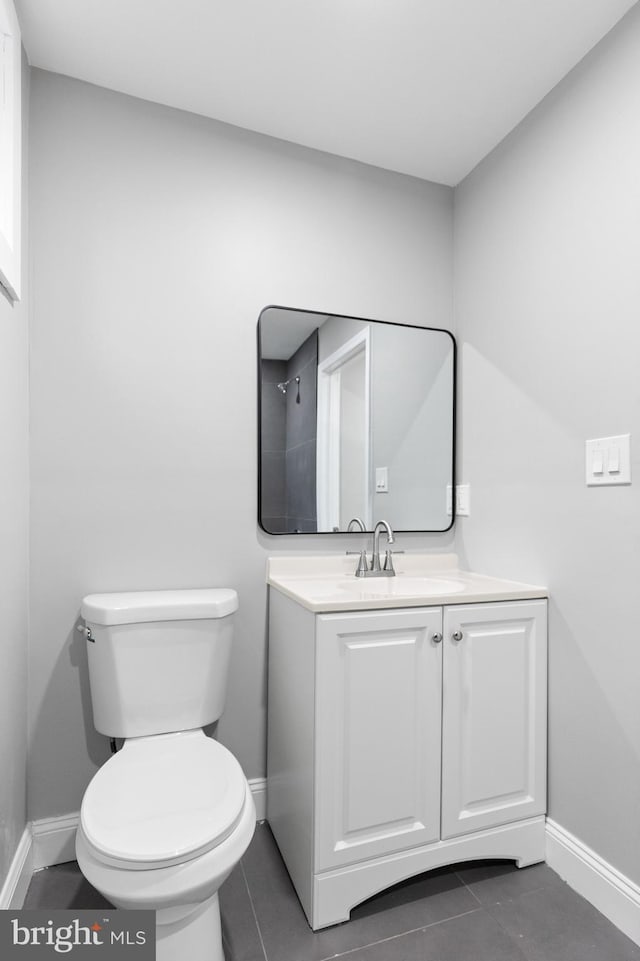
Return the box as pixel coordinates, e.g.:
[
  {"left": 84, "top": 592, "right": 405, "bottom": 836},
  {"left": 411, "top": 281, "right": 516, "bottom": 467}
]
[{"left": 16, "top": 0, "right": 638, "bottom": 186}]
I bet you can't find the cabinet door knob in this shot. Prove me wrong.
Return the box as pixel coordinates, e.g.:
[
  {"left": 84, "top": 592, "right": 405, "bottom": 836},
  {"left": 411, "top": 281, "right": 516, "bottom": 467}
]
[
  {"left": 432, "top": 632, "right": 443, "bottom": 644},
  {"left": 452, "top": 630, "right": 464, "bottom": 641}
]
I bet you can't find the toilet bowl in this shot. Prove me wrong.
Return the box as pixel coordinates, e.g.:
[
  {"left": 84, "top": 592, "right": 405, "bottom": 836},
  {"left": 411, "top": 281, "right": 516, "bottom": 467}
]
[
  {"left": 76, "top": 731, "right": 256, "bottom": 961},
  {"left": 75, "top": 589, "right": 256, "bottom": 961}
]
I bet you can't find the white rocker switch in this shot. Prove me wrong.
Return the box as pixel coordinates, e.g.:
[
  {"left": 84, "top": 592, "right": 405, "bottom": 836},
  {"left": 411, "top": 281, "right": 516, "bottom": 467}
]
[
  {"left": 376, "top": 467, "right": 389, "bottom": 493},
  {"left": 592, "top": 449, "right": 604, "bottom": 475}
]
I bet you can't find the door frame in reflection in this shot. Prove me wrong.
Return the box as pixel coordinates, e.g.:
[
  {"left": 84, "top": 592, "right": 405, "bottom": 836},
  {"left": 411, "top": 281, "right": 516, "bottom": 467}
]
[{"left": 316, "top": 327, "right": 372, "bottom": 531}]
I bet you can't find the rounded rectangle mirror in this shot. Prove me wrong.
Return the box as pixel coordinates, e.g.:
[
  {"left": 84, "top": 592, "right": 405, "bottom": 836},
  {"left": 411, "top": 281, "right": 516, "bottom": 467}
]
[{"left": 258, "top": 305, "right": 456, "bottom": 534}]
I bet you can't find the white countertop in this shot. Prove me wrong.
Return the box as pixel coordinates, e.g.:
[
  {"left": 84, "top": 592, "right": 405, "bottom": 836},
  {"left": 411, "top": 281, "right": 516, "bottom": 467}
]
[{"left": 267, "top": 553, "right": 547, "bottom": 613}]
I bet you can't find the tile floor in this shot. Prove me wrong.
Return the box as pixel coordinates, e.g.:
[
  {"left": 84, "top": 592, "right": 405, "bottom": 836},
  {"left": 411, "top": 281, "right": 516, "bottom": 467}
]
[{"left": 23, "top": 822, "right": 640, "bottom": 961}]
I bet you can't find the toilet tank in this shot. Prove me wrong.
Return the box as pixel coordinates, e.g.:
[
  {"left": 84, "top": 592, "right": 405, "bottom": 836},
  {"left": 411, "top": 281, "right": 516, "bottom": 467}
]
[{"left": 80, "top": 588, "right": 238, "bottom": 739}]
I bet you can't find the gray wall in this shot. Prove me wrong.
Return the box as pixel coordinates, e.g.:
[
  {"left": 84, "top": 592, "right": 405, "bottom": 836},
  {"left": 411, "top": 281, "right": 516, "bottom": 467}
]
[
  {"left": 28, "top": 69, "right": 454, "bottom": 820},
  {"left": 454, "top": 5, "right": 640, "bottom": 885},
  {"left": 0, "top": 55, "right": 29, "bottom": 889}
]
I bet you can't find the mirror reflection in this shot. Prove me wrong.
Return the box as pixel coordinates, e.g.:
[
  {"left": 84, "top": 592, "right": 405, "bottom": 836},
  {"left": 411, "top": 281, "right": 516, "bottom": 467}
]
[{"left": 258, "top": 306, "right": 455, "bottom": 534}]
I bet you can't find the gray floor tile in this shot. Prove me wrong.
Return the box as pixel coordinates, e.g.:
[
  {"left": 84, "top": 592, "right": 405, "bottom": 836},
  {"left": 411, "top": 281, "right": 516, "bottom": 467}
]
[
  {"left": 490, "top": 883, "right": 640, "bottom": 961},
  {"left": 219, "top": 862, "right": 266, "bottom": 961},
  {"left": 242, "top": 823, "right": 480, "bottom": 961},
  {"left": 23, "top": 861, "right": 112, "bottom": 910},
  {"left": 454, "top": 858, "right": 562, "bottom": 905},
  {"left": 331, "top": 908, "right": 529, "bottom": 961}
]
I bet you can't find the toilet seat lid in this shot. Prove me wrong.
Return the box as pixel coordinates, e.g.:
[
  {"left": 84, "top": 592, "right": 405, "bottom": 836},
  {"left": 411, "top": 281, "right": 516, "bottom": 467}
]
[{"left": 80, "top": 731, "right": 247, "bottom": 869}]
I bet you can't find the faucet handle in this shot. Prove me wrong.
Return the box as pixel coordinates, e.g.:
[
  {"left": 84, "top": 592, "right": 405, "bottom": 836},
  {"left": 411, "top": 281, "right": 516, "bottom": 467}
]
[
  {"left": 384, "top": 549, "right": 404, "bottom": 574},
  {"left": 347, "top": 550, "right": 370, "bottom": 575}
]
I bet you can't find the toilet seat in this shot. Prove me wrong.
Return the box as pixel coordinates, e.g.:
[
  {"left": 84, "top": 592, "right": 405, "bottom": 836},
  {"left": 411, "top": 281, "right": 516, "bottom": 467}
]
[{"left": 80, "top": 730, "right": 247, "bottom": 871}]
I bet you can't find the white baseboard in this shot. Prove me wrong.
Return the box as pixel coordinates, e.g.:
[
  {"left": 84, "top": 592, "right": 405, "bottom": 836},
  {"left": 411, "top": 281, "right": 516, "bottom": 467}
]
[
  {"left": 32, "top": 813, "right": 81, "bottom": 871},
  {"left": 0, "top": 826, "right": 33, "bottom": 909},
  {"left": 546, "top": 818, "right": 640, "bottom": 947},
  {"left": 248, "top": 777, "right": 267, "bottom": 822}
]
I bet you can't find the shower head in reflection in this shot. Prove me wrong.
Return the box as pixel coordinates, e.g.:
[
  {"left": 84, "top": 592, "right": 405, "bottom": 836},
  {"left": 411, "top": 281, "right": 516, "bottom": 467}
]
[{"left": 276, "top": 375, "right": 301, "bottom": 403}]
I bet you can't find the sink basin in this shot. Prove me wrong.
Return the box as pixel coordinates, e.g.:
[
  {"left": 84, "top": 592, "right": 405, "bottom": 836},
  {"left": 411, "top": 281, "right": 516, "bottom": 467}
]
[{"left": 339, "top": 576, "right": 466, "bottom": 597}]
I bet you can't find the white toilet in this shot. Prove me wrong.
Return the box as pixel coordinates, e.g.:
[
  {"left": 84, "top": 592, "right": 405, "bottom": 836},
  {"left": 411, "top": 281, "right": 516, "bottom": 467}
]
[{"left": 75, "top": 588, "right": 256, "bottom": 961}]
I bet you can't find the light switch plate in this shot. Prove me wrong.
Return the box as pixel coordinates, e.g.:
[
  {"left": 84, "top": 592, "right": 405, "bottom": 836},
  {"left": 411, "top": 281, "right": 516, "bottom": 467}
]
[
  {"left": 585, "top": 434, "right": 631, "bottom": 486},
  {"left": 375, "top": 466, "right": 389, "bottom": 493}
]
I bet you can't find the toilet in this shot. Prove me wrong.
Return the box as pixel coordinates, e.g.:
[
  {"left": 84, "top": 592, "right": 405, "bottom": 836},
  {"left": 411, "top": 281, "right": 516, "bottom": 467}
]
[{"left": 75, "top": 588, "right": 256, "bottom": 961}]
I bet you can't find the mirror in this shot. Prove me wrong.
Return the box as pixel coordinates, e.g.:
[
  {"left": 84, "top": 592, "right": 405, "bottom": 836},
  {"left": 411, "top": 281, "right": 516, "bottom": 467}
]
[{"left": 258, "top": 306, "right": 455, "bottom": 534}]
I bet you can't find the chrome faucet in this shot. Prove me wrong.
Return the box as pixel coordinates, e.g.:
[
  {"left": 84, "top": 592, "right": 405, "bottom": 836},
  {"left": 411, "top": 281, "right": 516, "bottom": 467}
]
[
  {"left": 346, "top": 517, "right": 368, "bottom": 575},
  {"left": 371, "top": 519, "right": 395, "bottom": 573},
  {"left": 351, "top": 519, "right": 397, "bottom": 577}
]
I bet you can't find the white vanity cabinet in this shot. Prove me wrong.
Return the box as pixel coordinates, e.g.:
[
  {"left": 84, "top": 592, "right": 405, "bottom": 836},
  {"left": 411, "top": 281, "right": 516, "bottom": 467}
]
[{"left": 267, "top": 587, "right": 547, "bottom": 931}]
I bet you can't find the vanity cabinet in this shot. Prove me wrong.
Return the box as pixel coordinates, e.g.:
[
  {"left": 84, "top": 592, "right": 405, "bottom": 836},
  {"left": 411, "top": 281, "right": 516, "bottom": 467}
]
[
  {"left": 267, "top": 591, "right": 547, "bottom": 930},
  {"left": 441, "top": 603, "right": 546, "bottom": 839},
  {"left": 315, "top": 607, "right": 443, "bottom": 871}
]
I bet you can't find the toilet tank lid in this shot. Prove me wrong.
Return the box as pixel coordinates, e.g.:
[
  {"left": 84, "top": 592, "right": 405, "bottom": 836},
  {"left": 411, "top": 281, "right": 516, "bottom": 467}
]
[{"left": 81, "top": 588, "right": 238, "bottom": 625}]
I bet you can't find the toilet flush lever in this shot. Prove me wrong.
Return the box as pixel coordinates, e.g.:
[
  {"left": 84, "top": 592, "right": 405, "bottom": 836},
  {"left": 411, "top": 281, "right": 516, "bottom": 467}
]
[{"left": 77, "top": 623, "right": 95, "bottom": 643}]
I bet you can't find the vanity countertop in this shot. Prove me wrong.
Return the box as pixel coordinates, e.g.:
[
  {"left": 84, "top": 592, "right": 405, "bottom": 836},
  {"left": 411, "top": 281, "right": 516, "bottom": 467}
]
[{"left": 267, "top": 553, "right": 547, "bottom": 613}]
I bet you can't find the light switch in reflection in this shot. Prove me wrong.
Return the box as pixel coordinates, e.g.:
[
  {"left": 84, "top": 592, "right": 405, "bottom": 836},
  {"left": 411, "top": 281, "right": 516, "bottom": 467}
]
[{"left": 375, "top": 467, "right": 389, "bottom": 492}]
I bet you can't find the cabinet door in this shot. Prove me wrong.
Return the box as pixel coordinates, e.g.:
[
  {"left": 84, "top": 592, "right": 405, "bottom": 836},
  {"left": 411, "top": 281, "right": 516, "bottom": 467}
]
[
  {"left": 441, "top": 601, "right": 547, "bottom": 839},
  {"left": 315, "top": 607, "right": 443, "bottom": 871}
]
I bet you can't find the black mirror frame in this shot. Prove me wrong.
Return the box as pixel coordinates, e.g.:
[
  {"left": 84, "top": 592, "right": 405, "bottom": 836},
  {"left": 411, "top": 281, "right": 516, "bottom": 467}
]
[{"left": 257, "top": 304, "right": 457, "bottom": 535}]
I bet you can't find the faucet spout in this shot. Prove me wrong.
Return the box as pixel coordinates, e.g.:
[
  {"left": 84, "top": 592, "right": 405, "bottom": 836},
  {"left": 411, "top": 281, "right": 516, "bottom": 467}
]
[
  {"left": 371, "top": 520, "right": 395, "bottom": 574},
  {"left": 347, "top": 517, "right": 366, "bottom": 533}
]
